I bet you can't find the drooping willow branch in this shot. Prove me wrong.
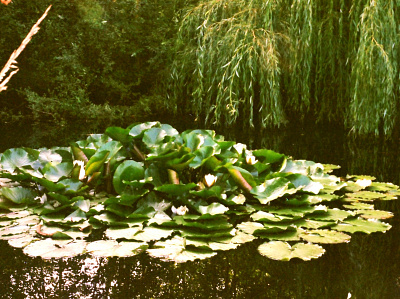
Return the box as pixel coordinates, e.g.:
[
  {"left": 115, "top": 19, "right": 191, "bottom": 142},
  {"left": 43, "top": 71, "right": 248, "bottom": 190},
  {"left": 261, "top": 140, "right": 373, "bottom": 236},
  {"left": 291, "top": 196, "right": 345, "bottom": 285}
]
[{"left": 0, "top": 5, "right": 51, "bottom": 93}]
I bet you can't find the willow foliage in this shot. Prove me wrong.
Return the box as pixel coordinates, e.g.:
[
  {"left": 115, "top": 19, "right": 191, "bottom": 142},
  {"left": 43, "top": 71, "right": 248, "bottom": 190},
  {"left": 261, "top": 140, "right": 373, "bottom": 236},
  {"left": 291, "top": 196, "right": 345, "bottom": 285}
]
[
  {"left": 348, "top": 0, "right": 399, "bottom": 135},
  {"left": 170, "top": 0, "right": 286, "bottom": 128},
  {"left": 170, "top": 0, "right": 400, "bottom": 135}
]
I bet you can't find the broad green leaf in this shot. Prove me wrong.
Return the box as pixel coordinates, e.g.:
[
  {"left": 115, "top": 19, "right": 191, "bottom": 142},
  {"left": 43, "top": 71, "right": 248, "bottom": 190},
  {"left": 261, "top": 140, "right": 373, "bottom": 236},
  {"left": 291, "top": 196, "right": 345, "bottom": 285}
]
[
  {"left": 307, "top": 208, "right": 353, "bottom": 222},
  {"left": 129, "top": 122, "right": 159, "bottom": 138},
  {"left": 198, "top": 202, "right": 229, "bottom": 215},
  {"left": 155, "top": 183, "right": 197, "bottom": 196},
  {"left": 0, "top": 148, "right": 37, "bottom": 172},
  {"left": 8, "top": 234, "right": 38, "bottom": 248},
  {"left": 0, "top": 224, "right": 31, "bottom": 238},
  {"left": 1, "top": 187, "right": 37, "bottom": 204},
  {"left": 251, "top": 177, "right": 295, "bottom": 204},
  {"left": 105, "top": 126, "right": 131, "bottom": 144},
  {"left": 237, "top": 221, "right": 264, "bottom": 234},
  {"left": 64, "top": 209, "right": 87, "bottom": 222},
  {"left": 132, "top": 226, "right": 174, "bottom": 242},
  {"left": 253, "top": 149, "right": 285, "bottom": 164},
  {"left": 113, "top": 160, "right": 145, "bottom": 194},
  {"left": 143, "top": 128, "right": 167, "bottom": 148},
  {"left": 70, "top": 143, "right": 89, "bottom": 163},
  {"left": 355, "top": 209, "right": 394, "bottom": 220},
  {"left": 85, "top": 150, "right": 110, "bottom": 176},
  {"left": 105, "top": 226, "right": 143, "bottom": 240},
  {"left": 73, "top": 199, "right": 91, "bottom": 212},
  {"left": 147, "top": 236, "right": 217, "bottom": 263},
  {"left": 333, "top": 218, "right": 391, "bottom": 234},
  {"left": 87, "top": 240, "right": 148, "bottom": 257},
  {"left": 43, "top": 162, "right": 73, "bottom": 182},
  {"left": 38, "top": 149, "right": 63, "bottom": 165},
  {"left": 258, "top": 241, "right": 325, "bottom": 261},
  {"left": 23, "top": 239, "right": 86, "bottom": 259},
  {"left": 299, "top": 229, "right": 351, "bottom": 244}
]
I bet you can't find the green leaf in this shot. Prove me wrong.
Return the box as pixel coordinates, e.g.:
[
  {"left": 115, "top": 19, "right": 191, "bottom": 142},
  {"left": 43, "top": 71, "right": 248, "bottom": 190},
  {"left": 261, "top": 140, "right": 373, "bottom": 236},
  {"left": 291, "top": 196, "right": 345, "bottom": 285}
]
[
  {"left": 129, "top": 122, "right": 159, "bottom": 138},
  {"left": 132, "top": 226, "right": 174, "bottom": 242},
  {"left": 0, "top": 148, "right": 37, "bottom": 172},
  {"left": 253, "top": 149, "right": 285, "bottom": 164},
  {"left": 198, "top": 202, "right": 229, "bottom": 215},
  {"left": 70, "top": 143, "right": 89, "bottom": 163},
  {"left": 355, "top": 209, "right": 394, "bottom": 220},
  {"left": 258, "top": 241, "right": 325, "bottom": 261},
  {"left": 113, "top": 160, "right": 145, "bottom": 194},
  {"left": 43, "top": 162, "right": 73, "bottom": 182},
  {"left": 105, "top": 226, "right": 143, "bottom": 240},
  {"left": 87, "top": 240, "right": 148, "bottom": 257},
  {"left": 143, "top": 128, "right": 167, "bottom": 148},
  {"left": 23, "top": 239, "right": 86, "bottom": 259},
  {"left": 1, "top": 187, "right": 37, "bottom": 204},
  {"left": 251, "top": 177, "right": 296, "bottom": 204},
  {"left": 73, "top": 199, "right": 91, "bottom": 212},
  {"left": 147, "top": 236, "right": 217, "bottom": 263},
  {"left": 105, "top": 126, "right": 131, "bottom": 144},
  {"left": 333, "top": 218, "right": 391, "bottom": 234},
  {"left": 155, "top": 183, "right": 197, "bottom": 196},
  {"left": 299, "top": 229, "right": 351, "bottom": 244},
  {"left": 85, "top": 150, "right": 110, "bottom": 176}
]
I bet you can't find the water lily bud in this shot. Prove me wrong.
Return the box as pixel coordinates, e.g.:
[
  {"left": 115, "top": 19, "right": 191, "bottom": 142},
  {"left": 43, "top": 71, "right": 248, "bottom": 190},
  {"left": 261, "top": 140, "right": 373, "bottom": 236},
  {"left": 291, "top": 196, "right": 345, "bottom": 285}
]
[
  {"left": 171, "top": 205, "right": 189, "bottom": 216},
  {"left": 246, "top": 155, "right": 257, "bottom": 165},
  {"left": 73, "top": 160, "right": 86, "bottom": 180},
  {"left": 204, "top": 174, "right": 218, "bottom": 187}
]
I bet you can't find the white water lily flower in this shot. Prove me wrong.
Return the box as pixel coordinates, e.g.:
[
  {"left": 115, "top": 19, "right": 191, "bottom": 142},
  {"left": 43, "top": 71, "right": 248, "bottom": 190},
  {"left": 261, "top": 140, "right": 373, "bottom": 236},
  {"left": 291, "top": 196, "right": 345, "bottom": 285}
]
[
  {"left": 73, "top": 160, "right": 86, "bottom": 180},
  {"left": 355, "top": 179, "right": 372, "bottom": 188},
  {"left": 171, "top": 205, "right": 189, "bottom": 216},
  {"left": 204, "top": 174, "right": 218, "bottom": 187},
  {"left": 35, "top": 193, "right": 47, "bottom": 204},
  {"left": 246, "top": 154, "right": 257, "bottom": 165}
]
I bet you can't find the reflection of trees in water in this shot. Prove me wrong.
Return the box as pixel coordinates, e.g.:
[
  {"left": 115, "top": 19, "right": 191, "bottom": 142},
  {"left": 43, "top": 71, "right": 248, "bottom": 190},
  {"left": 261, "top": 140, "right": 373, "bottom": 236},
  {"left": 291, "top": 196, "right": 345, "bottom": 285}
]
[
  {"left": 2, "top": 233, "right": 400, "bottom": 298},
  {"left": 1, "top": 124, "right": 400, "bottom": 297}
]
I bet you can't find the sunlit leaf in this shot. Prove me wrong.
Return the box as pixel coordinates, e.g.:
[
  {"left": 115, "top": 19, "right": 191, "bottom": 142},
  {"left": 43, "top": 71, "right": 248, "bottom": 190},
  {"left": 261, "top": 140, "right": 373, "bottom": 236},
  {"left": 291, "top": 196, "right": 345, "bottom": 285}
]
[
  {"left": 23, "top": 239, "right": 86, "bottom": 259},
  {"left": 1, "top": 187, "right": 37, "bottom": 204},
  {"left": 299, "top": 229, "right": 351, "bottom": 244},
  {"left": 0, "top": 148, "right": 37, "bottom": 172},
  {"left": 147, "top": 236, "right": 217, "bottom": 263},
  {"left": 333, "top": 218, "right": 391, "bottom": 234},
  {"left": 258, "top": 241, "right": 325, "bottom": 261},
  {"left": 43, "top": 162, "right": 73, "bottom": 182},
  {"left": 87, "top": 240, "right": 148, "bottom": 257}
]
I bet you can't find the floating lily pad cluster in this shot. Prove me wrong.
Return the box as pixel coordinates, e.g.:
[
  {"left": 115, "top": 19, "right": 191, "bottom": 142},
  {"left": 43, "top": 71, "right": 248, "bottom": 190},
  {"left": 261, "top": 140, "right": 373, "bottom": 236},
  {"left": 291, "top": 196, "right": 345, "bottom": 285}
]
[{"left": 0, "top": 122, "right": 398, "bottom": 262}]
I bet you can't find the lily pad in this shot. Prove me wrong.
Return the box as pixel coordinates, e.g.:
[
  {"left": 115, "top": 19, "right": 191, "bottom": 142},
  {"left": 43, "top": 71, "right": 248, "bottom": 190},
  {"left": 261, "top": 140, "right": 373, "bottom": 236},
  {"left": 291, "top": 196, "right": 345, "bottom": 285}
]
[
  {"left": 147, "top": 236, "right": 217, "bottom": 263},
  {"left": 23, "top": 239, "right": 87, "bottom": 259},
  {"left": 333, "top": 218, "right": 391, "bottom": 234},
  {"left": 86, "top": 240, "right": 148, "bottom": 257},
  {"left": 299, "top": 229, "right": 351, "bottom": 244},
  {"left": 258, "top": 241, "right": 325, "bottom": 261}
]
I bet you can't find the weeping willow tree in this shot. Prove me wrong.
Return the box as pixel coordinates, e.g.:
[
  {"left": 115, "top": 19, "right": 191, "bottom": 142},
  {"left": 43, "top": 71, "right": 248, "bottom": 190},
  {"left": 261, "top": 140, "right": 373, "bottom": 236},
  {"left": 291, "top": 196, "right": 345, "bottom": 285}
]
[
  {"left": 348, "top": 0, "right": 399, "bottom": 135},
  {"left": 169, "top": 0, "right": 287, "bottom": 128},
  {"left": 169, "top": 0, "right": 400, "bottom": 135}
]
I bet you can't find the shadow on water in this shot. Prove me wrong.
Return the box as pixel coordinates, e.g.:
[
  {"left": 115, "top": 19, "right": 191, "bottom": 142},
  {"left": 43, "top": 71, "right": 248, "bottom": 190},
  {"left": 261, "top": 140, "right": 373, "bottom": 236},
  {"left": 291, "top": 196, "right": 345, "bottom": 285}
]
[{"left": 1, "top": 119, "right": 400, "bottom": 298}]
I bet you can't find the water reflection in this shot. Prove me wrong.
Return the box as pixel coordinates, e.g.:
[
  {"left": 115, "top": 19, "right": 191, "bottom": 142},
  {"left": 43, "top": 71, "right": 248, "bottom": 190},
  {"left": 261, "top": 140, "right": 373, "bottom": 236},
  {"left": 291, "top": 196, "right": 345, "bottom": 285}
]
[{"left": 1, "top": 121, "right": 400, "bottom": 298}]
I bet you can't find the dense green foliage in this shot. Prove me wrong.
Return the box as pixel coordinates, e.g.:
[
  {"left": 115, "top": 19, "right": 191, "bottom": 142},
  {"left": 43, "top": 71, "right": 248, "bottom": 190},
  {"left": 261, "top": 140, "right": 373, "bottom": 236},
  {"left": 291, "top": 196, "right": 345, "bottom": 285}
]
[
  {"left": 0, "top": 122, "right": 397, "bottom": 262},
  {"left": 1, "top": 1, "right": 400, "bottom": 134},
  {"left": 0, "top": 0, "right": 192, "bottom": 123},
  {"left": 170, "top": 0, "right": 400, "bottom": 134}
]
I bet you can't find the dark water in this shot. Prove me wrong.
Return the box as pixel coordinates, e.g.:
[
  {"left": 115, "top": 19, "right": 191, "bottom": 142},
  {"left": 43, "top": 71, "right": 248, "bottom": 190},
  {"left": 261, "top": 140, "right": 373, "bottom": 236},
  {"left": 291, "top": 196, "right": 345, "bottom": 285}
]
[{"left": 1, "top": 120, "right": 400, "bottom": 299}]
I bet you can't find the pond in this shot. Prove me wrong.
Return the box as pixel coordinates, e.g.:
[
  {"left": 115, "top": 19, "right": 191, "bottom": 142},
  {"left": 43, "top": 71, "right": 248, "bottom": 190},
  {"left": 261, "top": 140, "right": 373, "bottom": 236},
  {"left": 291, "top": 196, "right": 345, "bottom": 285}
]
[{"left": 1, "top": 120, "right": 400, "bottom": 298}]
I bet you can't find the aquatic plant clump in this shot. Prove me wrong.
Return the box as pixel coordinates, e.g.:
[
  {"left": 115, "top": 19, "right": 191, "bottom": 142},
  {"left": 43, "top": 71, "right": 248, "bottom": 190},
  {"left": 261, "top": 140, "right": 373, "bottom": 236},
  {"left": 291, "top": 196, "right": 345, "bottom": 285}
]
[{"left": 0, "top": 122, "right": 398, "bottom": 262}]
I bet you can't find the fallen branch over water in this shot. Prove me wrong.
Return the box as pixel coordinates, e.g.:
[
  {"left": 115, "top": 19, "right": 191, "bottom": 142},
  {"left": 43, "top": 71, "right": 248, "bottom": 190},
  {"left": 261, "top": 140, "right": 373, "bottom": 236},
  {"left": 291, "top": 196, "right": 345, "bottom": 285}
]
[{"left": 0, "top": 5, "right": 51, "bottom": 93}]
